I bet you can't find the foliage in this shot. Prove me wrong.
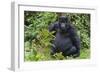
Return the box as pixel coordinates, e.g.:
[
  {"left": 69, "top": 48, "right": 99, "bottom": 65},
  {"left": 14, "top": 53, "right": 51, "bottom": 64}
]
[
  {"left": 24, "top": 11, "right": 90, "bottom": 61},
  {"left": 66, "top": 14, "right": 90, "bottom": 49}
]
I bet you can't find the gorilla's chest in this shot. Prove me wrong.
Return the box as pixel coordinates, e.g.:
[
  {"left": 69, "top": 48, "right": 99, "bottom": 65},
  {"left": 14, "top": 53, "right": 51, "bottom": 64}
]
[{"left": 54, "top": 32, "right": 73, "bottom": 50}]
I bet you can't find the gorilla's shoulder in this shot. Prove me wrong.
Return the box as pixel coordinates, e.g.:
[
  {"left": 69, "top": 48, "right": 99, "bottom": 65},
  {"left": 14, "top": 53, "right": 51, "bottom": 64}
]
[
  {"left": 53, "top": 21, "right": 59, "bottom": 26},
  {"left": 68, "top": 24, "right": 76, "bottom": 29}
]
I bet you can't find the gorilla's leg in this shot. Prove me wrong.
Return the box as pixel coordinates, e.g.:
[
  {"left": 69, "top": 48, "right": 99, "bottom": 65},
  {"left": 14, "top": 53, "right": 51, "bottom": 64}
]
[{"left": 63, "top": 46, "right": 80, "bottom": 58}]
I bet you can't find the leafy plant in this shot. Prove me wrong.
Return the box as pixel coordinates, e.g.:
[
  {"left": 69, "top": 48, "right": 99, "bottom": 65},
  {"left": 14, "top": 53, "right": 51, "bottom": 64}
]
[{"left": 24, "top": 11, "right": 90, "bottom": 61}]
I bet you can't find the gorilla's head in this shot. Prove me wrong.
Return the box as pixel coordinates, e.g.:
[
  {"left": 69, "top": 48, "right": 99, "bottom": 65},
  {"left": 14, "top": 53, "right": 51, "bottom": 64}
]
[{"left": 58, "top": 16, "right": 69, "bottom": 32}]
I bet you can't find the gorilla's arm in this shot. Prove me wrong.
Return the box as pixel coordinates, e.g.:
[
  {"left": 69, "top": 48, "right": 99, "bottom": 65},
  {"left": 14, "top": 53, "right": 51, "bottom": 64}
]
[
  {"left": 68, "top": 25, "right": 80, "bottom": 51},
  {"left": 49, "top": 22, "right": 58, "bottom": 32}
]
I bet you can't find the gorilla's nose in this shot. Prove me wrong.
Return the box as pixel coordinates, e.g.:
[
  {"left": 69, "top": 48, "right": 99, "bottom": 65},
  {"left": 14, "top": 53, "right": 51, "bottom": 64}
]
[{"left": 61, "top": 23, "right": 66, "bottom": 28}]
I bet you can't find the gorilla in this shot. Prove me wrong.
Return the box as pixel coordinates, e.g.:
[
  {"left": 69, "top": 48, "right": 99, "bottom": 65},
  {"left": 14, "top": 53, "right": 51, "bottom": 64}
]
[{"left": 49, "top": 16, "right": 80, "bottom": 58}]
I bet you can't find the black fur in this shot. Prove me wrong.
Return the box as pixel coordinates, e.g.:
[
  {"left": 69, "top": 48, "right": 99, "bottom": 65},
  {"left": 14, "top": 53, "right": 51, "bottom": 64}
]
[{"left": 49, "top": 16, "right": 80, "bottom": 58}]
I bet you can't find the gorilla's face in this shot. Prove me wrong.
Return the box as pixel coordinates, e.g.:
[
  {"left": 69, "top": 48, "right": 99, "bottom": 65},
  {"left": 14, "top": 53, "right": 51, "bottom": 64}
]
[
  {"left": 59, "top": 16, "right": 69, "bottom": 32},
  {"left": 60, "top": 23, "right": 67, "bottom": 31}
]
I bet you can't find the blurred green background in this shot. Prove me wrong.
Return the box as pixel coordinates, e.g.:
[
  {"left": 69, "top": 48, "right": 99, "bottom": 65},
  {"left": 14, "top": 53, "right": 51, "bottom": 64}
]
[{"left": 24, "top": 11, "right": 90, "bottom": 61}]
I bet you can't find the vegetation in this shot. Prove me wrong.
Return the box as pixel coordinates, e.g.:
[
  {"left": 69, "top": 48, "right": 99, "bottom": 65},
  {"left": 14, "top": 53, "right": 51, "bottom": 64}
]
[{"left": 24, "top": 11, "right": 90, "bottom": 61}]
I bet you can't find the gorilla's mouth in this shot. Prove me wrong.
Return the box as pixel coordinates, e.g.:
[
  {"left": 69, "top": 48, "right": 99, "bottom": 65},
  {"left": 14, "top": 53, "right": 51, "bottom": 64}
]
[{"left": 60, "top": 23, "right": 67, "bottom": 31}]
